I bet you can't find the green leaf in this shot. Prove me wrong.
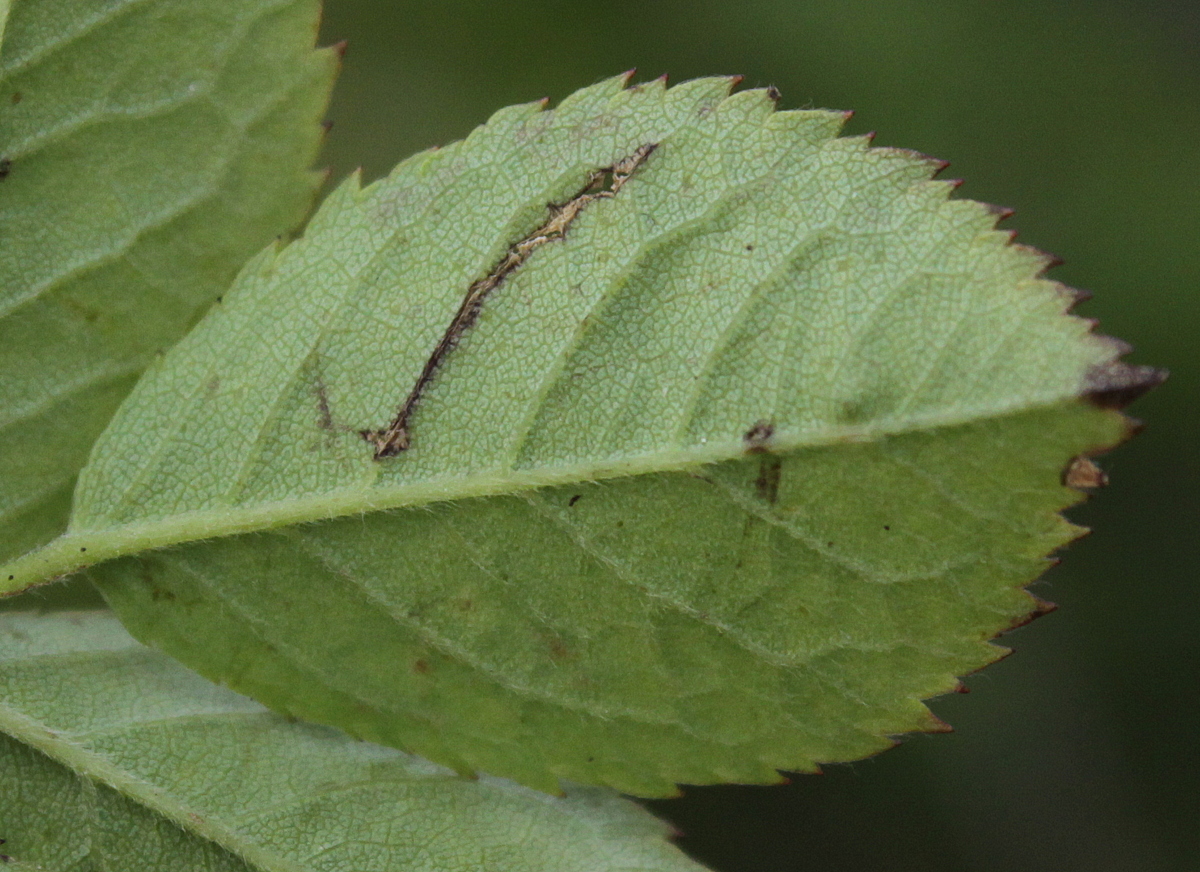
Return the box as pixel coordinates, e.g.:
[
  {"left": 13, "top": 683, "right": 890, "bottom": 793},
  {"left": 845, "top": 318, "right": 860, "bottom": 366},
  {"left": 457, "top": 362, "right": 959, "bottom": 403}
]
[
  {"left": 0, "top": 610, "right": 706, "bottom": 872},
  {"left": 2, "top": 75, "right": 1157, "bottom": 794},
  {"left": 0, "top": 0, "right": 337, "bottom": 564}
]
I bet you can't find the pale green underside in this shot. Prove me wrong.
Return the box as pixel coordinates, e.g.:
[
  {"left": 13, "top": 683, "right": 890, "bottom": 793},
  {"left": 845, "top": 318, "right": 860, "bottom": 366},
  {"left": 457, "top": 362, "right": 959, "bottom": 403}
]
[
  {"left": 0, "top": 0, "right": 336, "bottom": 564},
  {"left": 2, "top": 75, "right": 1130, "bottom": 794},
  {"left": 0, "top": 611, "right": 704, "bottom": 872}
]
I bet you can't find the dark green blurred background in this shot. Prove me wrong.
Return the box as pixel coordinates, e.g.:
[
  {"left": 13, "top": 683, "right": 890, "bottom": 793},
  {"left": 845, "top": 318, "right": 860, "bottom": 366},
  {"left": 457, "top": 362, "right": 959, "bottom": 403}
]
[
  {"left": 12, "top": 0, "right": 1193, "bottom": 868},
  {"left": 312, "top": 1, "right": 1195, "bottom": 869}
]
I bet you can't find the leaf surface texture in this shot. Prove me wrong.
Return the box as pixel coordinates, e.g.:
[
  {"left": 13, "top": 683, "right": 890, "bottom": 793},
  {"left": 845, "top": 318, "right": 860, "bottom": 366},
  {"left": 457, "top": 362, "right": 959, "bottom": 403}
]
[{"left": 2, "top": 75, "right": 1147, "bottom": 794}]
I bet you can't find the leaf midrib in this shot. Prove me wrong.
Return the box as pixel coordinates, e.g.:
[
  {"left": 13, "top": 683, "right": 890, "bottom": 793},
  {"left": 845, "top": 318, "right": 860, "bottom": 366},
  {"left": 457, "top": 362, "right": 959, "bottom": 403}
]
[{"left": 2, "top": 393, "right": 1084, "bottom": 592}]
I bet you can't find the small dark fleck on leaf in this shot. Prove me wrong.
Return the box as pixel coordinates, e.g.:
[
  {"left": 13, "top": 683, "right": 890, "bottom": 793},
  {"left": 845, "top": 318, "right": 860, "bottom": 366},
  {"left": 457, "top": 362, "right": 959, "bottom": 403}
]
[
  {"left": 743, "top": 420, "right": 774, "bottom": 453},
  {"left": 882, "top": 525, "right": 890, "bottom": 531},
  {"left": 413, "top": 659, "right": 430, "bottom": 674},
  {"left": 568, "top": 494, "right": 582, "bottom": 507},
  {"left": 0, "top": 158, "right": 10, "bottom": 180},
  {"left": 745, "top": 244, "right": 754, "bottom": 251},
  {"left": 755, "top": 457, "right": 782, "bottom": 503},
  {"left": 79, "top": 547, "right": 86, "bottom": 552}
]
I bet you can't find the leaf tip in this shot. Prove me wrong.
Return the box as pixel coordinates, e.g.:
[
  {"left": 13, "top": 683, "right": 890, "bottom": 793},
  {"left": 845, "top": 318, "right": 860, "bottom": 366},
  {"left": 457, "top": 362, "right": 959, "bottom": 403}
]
[
  {"left": 982, "top": 201, "right": 1015, "bottom": 222},
  {"left": 925, "top": 714, "right": 954, "bottom": 734},
  {"left": 1081, "top": 361, "right": 1168, "bottom": 410}
]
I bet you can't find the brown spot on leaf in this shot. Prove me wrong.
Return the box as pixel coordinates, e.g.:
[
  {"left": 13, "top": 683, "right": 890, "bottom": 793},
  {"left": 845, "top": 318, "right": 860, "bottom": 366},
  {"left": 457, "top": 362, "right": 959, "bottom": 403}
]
[
  {"left": 568, "top": 494, "right": 582, "bottom": 507},
  {"left": 1064, "top": 456, "right": 1108, "bottom": 490},
  {"left": 0, "top": 158, "right": 10, "bottom": 180},
  {"left": 413, "top": 659, "right": 430, "bottom": 674}
]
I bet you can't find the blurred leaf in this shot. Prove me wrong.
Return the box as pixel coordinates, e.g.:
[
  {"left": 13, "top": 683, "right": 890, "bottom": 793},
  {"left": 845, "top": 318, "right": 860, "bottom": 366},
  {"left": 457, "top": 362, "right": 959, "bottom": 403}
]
[
  {"left": 0, "top": 610, "right": 705, "bottom": 872},
  {"left": 0, "top": 0, "right": 337, "bottom": 564},
  {"left": 2, "top": 75, "right": 1151, "bottom": 795}
]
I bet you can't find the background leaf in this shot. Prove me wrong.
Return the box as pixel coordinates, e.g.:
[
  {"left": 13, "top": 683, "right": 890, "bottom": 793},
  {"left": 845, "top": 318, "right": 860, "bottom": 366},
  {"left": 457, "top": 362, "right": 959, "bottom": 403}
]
[
  {"left": 2, "top": 77, "right": 1152, "bottom": 795},
  {"left": 0, "top": 610, "right": 705, "bottom": 872},
  {"left": 0, "top": 0, "right": 337, "bottom": 565}
]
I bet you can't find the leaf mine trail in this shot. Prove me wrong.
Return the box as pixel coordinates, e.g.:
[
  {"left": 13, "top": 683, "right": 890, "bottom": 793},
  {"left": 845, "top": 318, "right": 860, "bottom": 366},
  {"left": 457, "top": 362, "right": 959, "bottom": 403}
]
[{"left": 362, "top": 143, "right": 658, "bottom": 459}]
